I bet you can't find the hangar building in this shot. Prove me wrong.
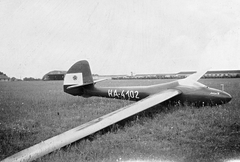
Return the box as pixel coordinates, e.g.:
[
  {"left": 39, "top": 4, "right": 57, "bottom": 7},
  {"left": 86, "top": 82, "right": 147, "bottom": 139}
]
[{"left": 42, "top": 71, "right": 66, "bottom": 81}]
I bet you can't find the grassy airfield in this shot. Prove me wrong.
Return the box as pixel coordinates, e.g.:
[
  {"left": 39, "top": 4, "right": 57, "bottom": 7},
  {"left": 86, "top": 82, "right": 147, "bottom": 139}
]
[{"left": 0, "top": 79, "right": 240, "bottom": 162}]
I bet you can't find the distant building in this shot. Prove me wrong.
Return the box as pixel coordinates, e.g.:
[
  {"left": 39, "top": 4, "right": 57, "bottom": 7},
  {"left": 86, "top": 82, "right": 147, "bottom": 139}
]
[
  {"left": 113, "top": 70, "right": 240, "bottom": 80},
  {"left": 42, "top": 71, "right": 66, "bottom": 81},
  {"left": 177, "top": 70, "right": 240, "bottom": 78},
  {"left": 97, "top": 75, "right": 127, "bottom": 80},
  {"left": 204, "top": 70, "right": 240, "bottom": 78},
  {"left": 0, "top": 75, "right": 10, "bottom": 81}
]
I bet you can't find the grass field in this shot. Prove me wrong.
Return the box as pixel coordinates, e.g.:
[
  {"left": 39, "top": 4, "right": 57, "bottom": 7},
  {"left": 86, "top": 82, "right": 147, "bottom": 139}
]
[{"left": 0, "top": 79, "right": 240, "bottom": 162}]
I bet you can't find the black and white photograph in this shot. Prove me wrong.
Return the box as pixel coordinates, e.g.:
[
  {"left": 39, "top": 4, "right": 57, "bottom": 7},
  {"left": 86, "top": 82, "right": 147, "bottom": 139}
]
[{"left": 1, "top": 0, "right": 240, "bottom": 162}]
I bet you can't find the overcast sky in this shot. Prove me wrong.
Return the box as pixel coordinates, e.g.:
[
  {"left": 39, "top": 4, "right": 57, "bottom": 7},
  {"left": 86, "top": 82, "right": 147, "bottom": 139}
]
[{"left": 1, "top": 0, "right": 240, "bottom": 78}]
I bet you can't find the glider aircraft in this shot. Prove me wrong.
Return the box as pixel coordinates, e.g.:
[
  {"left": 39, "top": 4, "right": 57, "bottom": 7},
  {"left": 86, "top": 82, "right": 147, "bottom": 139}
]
[
  {"left": 64, "top": 60, "right": 232, "bottom": 106},
  {"left": 3, "top": 60, "right": 232, "bottom": 162}
]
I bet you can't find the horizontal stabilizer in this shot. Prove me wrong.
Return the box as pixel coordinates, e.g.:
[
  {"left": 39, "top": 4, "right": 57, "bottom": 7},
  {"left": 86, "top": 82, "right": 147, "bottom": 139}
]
[
  {"left": 67, "top": 82, "right": 93, "bottom": 89},
  {"left": 67, "top": 78, "right": 108, "bottom": 89}
]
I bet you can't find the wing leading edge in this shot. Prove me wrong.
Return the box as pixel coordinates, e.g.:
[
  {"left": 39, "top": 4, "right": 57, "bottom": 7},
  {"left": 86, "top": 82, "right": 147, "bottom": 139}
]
[{"left": 2, "top": 89, "right": 181, "bottom": 162}]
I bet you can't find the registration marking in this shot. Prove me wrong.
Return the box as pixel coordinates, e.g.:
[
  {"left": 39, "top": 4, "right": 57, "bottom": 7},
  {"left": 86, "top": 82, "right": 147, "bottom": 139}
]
[{"left": 108, "top": 89, "right": 139, "bottom": 99}]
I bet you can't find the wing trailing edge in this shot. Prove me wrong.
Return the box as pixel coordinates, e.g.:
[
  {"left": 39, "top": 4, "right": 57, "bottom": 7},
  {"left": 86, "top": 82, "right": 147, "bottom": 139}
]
[{"left": 2, "top": 89, "right": 181, "bottom": 162}]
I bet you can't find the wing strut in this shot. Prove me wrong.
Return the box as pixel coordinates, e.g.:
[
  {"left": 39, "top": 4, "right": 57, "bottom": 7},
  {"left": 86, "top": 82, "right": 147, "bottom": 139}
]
[{"left": 2, "top": 89, "right": 181, "bottom": 162}]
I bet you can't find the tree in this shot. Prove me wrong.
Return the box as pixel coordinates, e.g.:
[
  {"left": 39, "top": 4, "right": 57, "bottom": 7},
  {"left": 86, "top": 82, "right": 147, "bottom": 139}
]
[{"left": 0, "top": 71, "right": 7, "bottom": 76}]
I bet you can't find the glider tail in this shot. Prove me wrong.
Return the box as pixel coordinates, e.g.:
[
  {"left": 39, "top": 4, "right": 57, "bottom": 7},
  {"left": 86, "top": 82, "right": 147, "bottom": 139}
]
[{"left": 63, "top": 60, "right": 94, "bottom": 96}]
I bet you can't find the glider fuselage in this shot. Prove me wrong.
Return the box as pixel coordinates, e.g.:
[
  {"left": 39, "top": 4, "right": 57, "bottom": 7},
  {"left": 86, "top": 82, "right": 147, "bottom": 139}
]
[
  {"left": 82, "top": 80, "right": 231, "bottom": 106},
  {"left": 63, "top": 60, "right": 232, "bottom": 106}
]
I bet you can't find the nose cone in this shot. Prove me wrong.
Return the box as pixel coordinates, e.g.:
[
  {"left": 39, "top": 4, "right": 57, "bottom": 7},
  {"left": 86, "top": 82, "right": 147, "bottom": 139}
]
[
  {"left": 207, "top": 88, "right": 232, "bottom": 105},
  {"left": 221, "top": 91, "right": 232, "bottom": 103}
]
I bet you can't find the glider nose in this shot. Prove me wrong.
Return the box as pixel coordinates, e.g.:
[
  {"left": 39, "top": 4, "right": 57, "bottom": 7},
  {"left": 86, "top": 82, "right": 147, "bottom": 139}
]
[
  {"left": 221, "top": 91, "right": 232, "bottom": 103},
  {"left": 208, "top": 88, "right": 232, "bottom": 105}
]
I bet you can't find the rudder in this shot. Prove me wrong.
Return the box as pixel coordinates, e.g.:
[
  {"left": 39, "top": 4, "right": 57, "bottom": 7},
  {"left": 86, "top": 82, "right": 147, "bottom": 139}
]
[{"left": 64, "top": 60, "right": 93, "bottom": 96}]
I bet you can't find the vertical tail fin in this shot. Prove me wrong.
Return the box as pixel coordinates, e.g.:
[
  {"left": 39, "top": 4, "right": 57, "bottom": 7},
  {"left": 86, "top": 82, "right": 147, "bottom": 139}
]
[{"left": 63, "top": 60, "right": 93, "bottom": 96}]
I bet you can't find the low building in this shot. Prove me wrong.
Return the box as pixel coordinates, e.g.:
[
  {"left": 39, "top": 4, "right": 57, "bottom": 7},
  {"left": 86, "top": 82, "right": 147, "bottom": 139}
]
[
  {"left": 99, "top": 75, "right": 127, "bottom": 80},
  {"left": 177, "top": 70, "right": 240, "bottom": 78},
  {"left": 204, "top": 70, "right": 240, "bottom": 78},
  {"left": 42, "top": 71, "right": 66, "bottom": 81},
  {"left": 114, "top": 70, "right": 240, "bottom": 80}
]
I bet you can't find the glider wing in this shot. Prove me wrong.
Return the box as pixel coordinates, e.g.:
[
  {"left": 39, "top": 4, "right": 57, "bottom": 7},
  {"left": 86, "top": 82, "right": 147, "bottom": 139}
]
[
  {"left": 186, "top": 68, "right": 209, "bottom": 81},
  {"left": 76, "top": 88, "right": 181, "bottom": 131},
  {"left": 178, "top": 68, "right": 209, "bottom": 86}
]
